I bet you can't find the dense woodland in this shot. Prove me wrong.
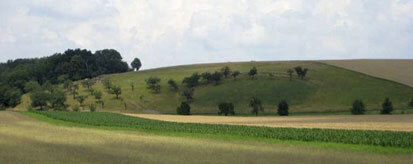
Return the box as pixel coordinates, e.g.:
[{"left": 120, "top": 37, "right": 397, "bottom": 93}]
[{"left": 0, "top": 49, "right": 130, "bottom": 109}]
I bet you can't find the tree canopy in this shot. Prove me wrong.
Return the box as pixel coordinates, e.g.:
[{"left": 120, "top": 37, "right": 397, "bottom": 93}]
[
  {"left": 131, "top": 58, "right": 142, "bottom": 71},
  {"left": 0, "top": 48, "right": 129, "bottom": 109}
]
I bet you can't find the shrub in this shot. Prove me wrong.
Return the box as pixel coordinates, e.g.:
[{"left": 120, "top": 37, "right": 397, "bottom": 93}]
[
  {"left": 232, "top": 71, "right": 240, "bottom": 80},
  {"left": 218, "top": 102, "right": 235, "bottom": 116},
  {"left": 408, "top": 99, "right": 413, "bottom": 108},
  {"left": 248, "top": 67, "right": 257, "bottom": 79},
  {"left": 177, "top": 102, "right": 191, "bottom": 115},
  {"left": 221, "top": 66, "right": 231, "bottom": 78},
  {"left": 168, "top": 79, "right": 179, "bottom": 90},
  {"left": 72, "top": 105, "right": 80, "bottom": 112},
  {"left": 182, "top": 73, "right": 201, "bottom": 88},
  {"left": 111, "top": 85, "right": 122, "bottom": 99},
  {"left": 381, "top": 98, "right": 393, "bottom": 114},
  {"left": 211, "top": 71, "right": 223, "bottom": 85},
  {"left": 277, "top": 100, "right": 289, "bottom": 116},
  {"left": 249, "top": 97, "right": 263, "bottom": 115},
  {"left": 30, "top": 90, "right": 49, "bottom": 110},
  {"left": 351, "top": 100, "right": 365, "bottom": 115},
  {"left": 89, "top": 104, "right": 96, "bottom": 112},
  {"left": 146, "top": 77, "right": 161, "bottom": 93},
  {"left": 294, "top": 66, "right": 309, "bottom": 79},
  {"left": 181, "top": 89, "right": 194, "bottom": 101},
  {"left": 201, "top": 72, "right": 212, "bottom": 84},
  {"left": 49, "top": 89, "right": 67, "bottom": 111}
]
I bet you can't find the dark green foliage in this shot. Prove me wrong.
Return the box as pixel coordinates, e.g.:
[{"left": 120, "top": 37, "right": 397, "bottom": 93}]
[
  {"left": 63, "top": 80, "right": 73, "bottom": 91},
  {"left": 24, "top": 81, "right": 41, "bottom": 93},
  {"left": 381, "top": 98, "right": 393, "bottom": 114},
  {"left": 277, "top": 100, "right": 289, "bottom": 116},
  {"left": 42, "top": 81, "right": 54, "bottom": 92},
  {"left": 92, "top": 90, "right": 104, "bottom": 108},
  {"left": 57, "top": 75, "right": 69, "bottom": 83},
  {"left": 351, "top": 100, "right": 365, "bottom": 115},
  {"left": 294, "top": 66, "right": 309, "bottom": 79},
  {"left": 0, "top": 49, "right": 128, "bottom": 90},
  {"left": 146, "top": 77, "right": 161, "bottom": 93},
  {"left": 248, "top": 67, "right": 257, "bottom": 79},
  {"left": 287, "top": 69, "right": 294, "bottom": 81},
  {"left": 167, "top": 79, "right": 179, "bottom": 91},
  {"left": 131, "top": 58, "right": 142, "bottom": 71},
  {"left": 249, "top": 97, "right": 263, "bottom": 115},
  {"left": 177, "top": 102, "right": 191, "bottom": 115},
  {"left": 232, "top": 71, "right": 240, "bottom": 80},
  {"left": 218, "top": 102, "right": 235, "bottom": 116},
  {"left": 409, "top": 99, "right": 413, "bottom": 108},
  {"left": 182, "top": 89, "right": 194, "bottom": 101},
  {"left": 211, "top": 71, "right": 223, "bottom": 85},
  {"left": 201, "top": 72, "right": 212, "bottom": 84},
  {"left": 72, "top": 105, "right": 80, "bottom": 112},
  {"left": 49, "top": 89, "right": 67, "bottom": 111},
  {"left": 1, "top": 87, "right": 22, "bottom": 109},
  {"left": 111, "top": 86, "right": 122, "bottom": 99},
  {"left": 93, "top": 90, "right": 102, "bottom": 100},
  {"left": 30, "top": 90, "right": 49, "bottom": 110},
  {"left": 36, "top": 112, "right": 413, "bottom": 149},
  {"left": 89, "top": 104, "right": 96, "bottom": 112},
  {"left": 221, "top": 66, "right": 231, "bottom": 78},
  {"left": 182, "top": 73, "right": 201, "bottom": 88}
]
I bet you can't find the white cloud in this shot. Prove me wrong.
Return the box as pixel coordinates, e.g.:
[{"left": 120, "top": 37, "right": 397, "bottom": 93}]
[{"left": 0, "top": 0, "right": 412, "bottom": 68}]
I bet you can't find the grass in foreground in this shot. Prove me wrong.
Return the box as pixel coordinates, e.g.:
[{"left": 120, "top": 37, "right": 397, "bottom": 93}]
[
  {"left": 30, "top": 111, "right": 413, "bottom": 149},
  {"left": 3, "top": 111, "right": 412, "bottom": 164}
]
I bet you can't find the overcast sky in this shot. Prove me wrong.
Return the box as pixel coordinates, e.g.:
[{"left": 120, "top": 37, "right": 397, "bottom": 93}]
[{"left": 0, "top": 0, "right": 412, "bottom": 69}]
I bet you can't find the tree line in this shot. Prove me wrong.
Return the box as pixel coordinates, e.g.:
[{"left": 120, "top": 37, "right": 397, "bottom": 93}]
[{"left": 0, "top": 48, "right": 133, "bottom": 110}]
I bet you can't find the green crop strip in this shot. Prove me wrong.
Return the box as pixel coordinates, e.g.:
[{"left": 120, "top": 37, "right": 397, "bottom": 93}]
[{"left": 33, "top": 111, "right": 413, "bottom": 149}]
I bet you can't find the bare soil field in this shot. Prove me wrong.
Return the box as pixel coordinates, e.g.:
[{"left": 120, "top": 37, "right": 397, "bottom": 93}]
[
  {"left": 322, "top": 59, "right": 413, "bottom": 87},
  {"left": 125, "top": 113, "right": 413, "bottom": 132}
]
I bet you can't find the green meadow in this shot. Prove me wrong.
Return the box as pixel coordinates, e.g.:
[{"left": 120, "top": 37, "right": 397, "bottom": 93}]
[{"left": 16, "top": 61, "right": 411, "bottom": 114}]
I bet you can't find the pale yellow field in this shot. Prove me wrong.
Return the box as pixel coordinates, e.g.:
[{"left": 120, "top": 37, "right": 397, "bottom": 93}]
[
  {"left": 3, "top": 111, "right": 413, "bottom": 164},
  {"left": 126, "top": 113, "right": 413, "bottom": 132},
  {"left": 322, "top": 59, "right": 413, "bottom": 87}
]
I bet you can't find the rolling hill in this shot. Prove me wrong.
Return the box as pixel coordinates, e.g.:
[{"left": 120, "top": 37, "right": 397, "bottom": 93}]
[
  {"left": 17, "top": 60, "right": 413, "bottom": 114},
  {"left": 323, "top": 59, "right": 413, "bottom": 87}
]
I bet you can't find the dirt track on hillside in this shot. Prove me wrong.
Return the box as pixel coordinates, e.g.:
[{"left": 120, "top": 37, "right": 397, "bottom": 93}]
[
  {"left": 322, "top": 59, "right": 413, "bottom": 87},
  {"left": 125, "top": 113, "right": 413, "bottom": 132}
]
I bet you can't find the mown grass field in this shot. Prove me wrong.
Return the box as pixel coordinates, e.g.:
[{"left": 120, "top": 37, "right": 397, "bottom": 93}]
[
  {"left": 15, "top": 61, "right": 413, "bottom": 114},
  {"left": 323, "top": 59, "right": 413, "bottom": 87},
  {"left": 2, "top": 111, "right": 413, "bottom": 164},
  {"left": 126, "top": 113, "right": 413, "bottom": 132}
]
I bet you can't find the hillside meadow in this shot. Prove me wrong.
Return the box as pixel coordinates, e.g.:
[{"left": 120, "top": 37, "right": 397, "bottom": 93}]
[
  {"left": 16, "top": 61, "right": 413, "bottom": 114},
  {"left": 323, "top": 59, "right": 413, "bottom": 87}
]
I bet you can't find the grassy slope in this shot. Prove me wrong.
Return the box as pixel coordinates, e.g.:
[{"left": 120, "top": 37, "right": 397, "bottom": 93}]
[
  {"left": 17, "top": 61, "right": 413, "bottom": 114},
  {"left": 323, "top": 59, "right": 413, "bottom": 87},
  {"left": 2, "top": 111, "right": 412, "bottom": 164}
]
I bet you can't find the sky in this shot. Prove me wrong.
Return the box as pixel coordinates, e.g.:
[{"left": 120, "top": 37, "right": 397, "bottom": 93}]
[{"left": 0, "top": 0, "right": 412, "bottom": 69}]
